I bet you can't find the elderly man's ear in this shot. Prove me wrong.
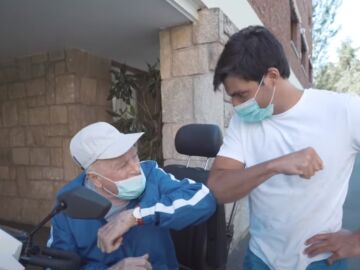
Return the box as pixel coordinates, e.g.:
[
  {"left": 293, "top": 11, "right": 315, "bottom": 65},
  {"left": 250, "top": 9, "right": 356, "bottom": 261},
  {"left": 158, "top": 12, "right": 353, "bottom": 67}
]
[{"left": 87, "top": 172, "right": 102, "bottom": 189}]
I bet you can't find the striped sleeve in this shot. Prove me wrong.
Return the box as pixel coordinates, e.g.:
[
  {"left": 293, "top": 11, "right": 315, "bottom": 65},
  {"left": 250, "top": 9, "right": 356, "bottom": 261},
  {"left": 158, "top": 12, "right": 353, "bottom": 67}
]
[{"left": 138, "top": 162, "right": 216, "bottom": 230}]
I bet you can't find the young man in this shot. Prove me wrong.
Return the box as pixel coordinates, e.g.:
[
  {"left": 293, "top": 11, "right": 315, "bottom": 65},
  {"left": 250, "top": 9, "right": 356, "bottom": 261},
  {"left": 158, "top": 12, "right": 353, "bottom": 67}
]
[
  {"left": 48, "top": 122, "right": 216, "bottom": 270},
  {"left": 208, "top": 25, "right": 360, "bottom": 270}
]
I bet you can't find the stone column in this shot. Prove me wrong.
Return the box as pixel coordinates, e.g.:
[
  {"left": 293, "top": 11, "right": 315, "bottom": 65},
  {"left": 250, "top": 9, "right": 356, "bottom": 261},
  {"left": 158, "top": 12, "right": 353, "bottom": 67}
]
[
  {"left": 0, "top": 49, "right": 111, "bottom": 225},
  {"left": 160, "top": 8, "right": 248, "bottom": 252}
]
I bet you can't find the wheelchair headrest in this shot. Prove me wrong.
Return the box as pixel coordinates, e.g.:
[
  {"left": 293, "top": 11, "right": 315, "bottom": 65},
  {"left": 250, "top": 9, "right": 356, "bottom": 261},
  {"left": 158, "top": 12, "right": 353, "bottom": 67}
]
[{"left": 175, "top": 124, "right": 223, "bottom": 158}]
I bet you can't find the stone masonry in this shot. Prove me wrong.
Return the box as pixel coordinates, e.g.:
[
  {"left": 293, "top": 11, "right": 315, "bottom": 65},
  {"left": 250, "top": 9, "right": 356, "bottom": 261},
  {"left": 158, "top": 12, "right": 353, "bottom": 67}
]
[
  {"left": 160, "top": 8, "right": 238, "bottom": 166},
  {"left": 160, "top": 8, "right": 249, "bottom": 252},
  {"left": 0, "top": 49, "right": 111, "bottom": 225}
]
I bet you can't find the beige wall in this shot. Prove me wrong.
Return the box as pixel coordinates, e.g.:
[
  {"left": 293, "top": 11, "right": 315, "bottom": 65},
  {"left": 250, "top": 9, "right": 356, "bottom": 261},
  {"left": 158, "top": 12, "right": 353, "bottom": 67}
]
[
  {"left": 0, "top": 49, "right": 112, "bottom": 225},
  {"left": 160, "top": 8, "right": 236, "bottom": 167}
]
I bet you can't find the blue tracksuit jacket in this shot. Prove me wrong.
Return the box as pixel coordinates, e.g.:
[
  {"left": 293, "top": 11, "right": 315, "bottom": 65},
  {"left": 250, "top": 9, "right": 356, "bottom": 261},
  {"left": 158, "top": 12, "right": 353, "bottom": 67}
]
[{"left": 47, "top": 160, "right": 216, "bottom": 269}]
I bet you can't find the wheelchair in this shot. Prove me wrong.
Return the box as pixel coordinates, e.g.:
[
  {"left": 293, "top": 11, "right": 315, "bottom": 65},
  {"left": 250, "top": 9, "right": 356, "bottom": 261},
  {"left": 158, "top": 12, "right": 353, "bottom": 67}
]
[{"left": 164, "top": 124, "right": 237, "bottom": 270}]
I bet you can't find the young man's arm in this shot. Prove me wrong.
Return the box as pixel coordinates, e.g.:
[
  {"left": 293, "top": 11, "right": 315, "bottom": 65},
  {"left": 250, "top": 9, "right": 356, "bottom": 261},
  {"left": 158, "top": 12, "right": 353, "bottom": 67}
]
[
  {"left": 304, "top": 229, "right": 360, "bottom": 265},
  {"left": 207, "top": 147, "right": 324, "bottom": 204}
]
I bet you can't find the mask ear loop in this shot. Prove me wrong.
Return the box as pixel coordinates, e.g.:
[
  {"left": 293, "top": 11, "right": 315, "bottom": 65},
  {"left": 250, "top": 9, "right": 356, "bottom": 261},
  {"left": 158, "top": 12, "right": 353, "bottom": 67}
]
[
  {"left": 254, "top": 76, "right": 265, "bottom": 99},
  {"left": 268, "top": 83, "right": 276, "bottom": 105},
  {"left": 102, "top": 186, "right": 118, "bottom": 197},
  {"left": 88, "top": 171, "right": 118, "bottom": 197}
]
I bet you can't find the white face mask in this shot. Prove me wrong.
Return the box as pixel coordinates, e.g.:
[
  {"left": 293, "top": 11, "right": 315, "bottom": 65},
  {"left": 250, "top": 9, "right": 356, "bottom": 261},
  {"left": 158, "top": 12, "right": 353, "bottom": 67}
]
[
  {"left": 91, "top": 168, "right": 146, "bottom": 200},
  {"left": 234, "top": 76, "right": 276, "bottom": 123}
]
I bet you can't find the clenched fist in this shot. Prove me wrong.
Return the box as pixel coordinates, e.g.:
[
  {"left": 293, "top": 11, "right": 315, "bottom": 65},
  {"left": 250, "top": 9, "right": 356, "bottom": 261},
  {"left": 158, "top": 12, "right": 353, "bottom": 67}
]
[{"left": 272, "top": 147, "right": 324, "bottom": 179}]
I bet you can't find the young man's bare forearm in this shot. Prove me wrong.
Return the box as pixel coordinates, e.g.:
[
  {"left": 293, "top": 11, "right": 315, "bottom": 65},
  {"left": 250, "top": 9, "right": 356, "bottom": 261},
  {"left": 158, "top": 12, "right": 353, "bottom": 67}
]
[
  {"left": 208, "top": 148, "right": 322, "bottom": 203},
  {"left": 208, "top": 160, "right": 278, "bottom": 204}
]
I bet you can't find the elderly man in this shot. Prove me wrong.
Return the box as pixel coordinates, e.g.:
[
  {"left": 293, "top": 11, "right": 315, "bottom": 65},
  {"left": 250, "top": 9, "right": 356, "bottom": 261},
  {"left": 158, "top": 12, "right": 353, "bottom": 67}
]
[{"left": 47, "top": 122, "right": 216, "bottom": 270}]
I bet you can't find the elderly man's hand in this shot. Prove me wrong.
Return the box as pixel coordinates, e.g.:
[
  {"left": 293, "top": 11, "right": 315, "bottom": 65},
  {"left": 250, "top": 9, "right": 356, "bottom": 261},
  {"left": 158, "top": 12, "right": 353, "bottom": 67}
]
[
  {"left": 108, "top": 254, "right": 152, "bottom": 270},
  {"left": 98, "top": 209, "right": 137, "bottom": 253},
  {"left": 304, "top": 229, "right": 360, "bottom": 264}
]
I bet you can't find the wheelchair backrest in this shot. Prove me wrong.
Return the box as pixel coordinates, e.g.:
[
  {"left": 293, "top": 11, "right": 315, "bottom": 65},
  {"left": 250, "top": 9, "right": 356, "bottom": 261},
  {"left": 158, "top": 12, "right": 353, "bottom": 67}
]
[{"left": 163, "top": 124, "right": 228, "bottom": 270}]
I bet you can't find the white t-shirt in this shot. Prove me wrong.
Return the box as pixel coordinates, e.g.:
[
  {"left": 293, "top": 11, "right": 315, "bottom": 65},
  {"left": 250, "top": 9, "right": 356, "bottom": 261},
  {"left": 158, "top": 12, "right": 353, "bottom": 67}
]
[{"left": 218, "top": 89, "right": 360, "bottom": 270}]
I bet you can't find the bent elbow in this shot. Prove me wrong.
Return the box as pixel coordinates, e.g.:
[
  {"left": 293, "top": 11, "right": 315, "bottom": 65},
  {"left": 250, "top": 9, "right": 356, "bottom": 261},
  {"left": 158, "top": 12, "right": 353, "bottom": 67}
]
[
  {"left": 207, "top": 177, "right": 226, "bottom": 204},
  {"left": 207, "top": 178, "right": 247, "bottom": 204}
]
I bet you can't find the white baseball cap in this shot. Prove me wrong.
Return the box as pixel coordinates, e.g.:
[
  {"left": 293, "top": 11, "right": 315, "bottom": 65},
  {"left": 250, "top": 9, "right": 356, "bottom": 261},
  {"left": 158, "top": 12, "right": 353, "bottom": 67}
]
[{"left": 70, "top": 122, "right": 144, "bottom": 169}]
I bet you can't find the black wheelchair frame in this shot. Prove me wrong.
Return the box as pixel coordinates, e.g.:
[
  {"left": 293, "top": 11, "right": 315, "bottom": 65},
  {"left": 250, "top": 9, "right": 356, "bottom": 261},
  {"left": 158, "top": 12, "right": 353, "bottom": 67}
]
[{"left": 164, "top": 123, "right": 237, "bottom": 270}]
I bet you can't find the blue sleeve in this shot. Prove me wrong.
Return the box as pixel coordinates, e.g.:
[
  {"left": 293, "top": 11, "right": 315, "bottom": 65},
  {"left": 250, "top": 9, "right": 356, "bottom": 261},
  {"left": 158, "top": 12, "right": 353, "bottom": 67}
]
[
  {"left": 48, "top": 213, "right": 76, "bottom": 251},
  {"left": 47, "top": 213, "right": 108, "bottom": 270},
  {"left": 81, "top": 263, "right": 107, "bottom": 270},
  {"left": 138, "top": 162, "right": 216, "bottom": 230}
]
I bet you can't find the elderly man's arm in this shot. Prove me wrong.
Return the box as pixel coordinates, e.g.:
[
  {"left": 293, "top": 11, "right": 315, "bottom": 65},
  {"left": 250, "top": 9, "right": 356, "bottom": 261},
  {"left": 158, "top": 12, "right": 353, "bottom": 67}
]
[
  {"left": 137, "top": 161, "right": 216, "bottom": 230},
  {"left": 48, "top": 213, "right": 109, "bottom": 270},
  {"left": 97, "top": 160, "right": 216, "bottom": 253}
]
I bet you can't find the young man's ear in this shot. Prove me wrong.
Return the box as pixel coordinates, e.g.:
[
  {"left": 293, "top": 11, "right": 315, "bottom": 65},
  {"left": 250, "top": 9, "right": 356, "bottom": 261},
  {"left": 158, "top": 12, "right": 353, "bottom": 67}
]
[{"left": 266, "top": 67, "right": 280, "bottom": 80}]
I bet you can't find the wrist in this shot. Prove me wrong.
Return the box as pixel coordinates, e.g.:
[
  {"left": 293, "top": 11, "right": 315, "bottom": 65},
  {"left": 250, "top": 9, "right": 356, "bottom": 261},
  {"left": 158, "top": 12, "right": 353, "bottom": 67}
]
[
  {"left": 355, "top": 230, "right": 360, "bottom": 248},
  {"left": 121, "top": 209, "right": 137, "bottom": 227},
  {"left": 132, "top": 206, "right": 144, "bottom": 226},
  {"left": 265, "top": 158, "right": 281, "bottom": 175}
]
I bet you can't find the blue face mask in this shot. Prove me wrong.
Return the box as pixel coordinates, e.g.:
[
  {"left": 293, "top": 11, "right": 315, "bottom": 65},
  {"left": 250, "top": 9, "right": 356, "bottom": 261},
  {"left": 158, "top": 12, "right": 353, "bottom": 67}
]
[
  {"left": 93, "top": 169, "right": 146, "bottom": 200},
  {"left": 234, "top": 76, "right": 276, "bottom": 123}
]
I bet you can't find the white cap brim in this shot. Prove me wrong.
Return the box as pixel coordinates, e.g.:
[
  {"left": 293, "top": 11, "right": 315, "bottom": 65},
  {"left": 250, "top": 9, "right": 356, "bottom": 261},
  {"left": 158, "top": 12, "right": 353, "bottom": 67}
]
[{"left": 97, "top": 132, "right": 144, "bottom": 160}]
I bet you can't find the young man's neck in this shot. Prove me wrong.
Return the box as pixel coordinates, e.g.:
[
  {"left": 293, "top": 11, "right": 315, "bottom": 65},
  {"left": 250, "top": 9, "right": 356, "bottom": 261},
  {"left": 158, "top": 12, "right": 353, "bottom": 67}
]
[{"left": 273, "top": 79, "right": 303, "bottom": 115}]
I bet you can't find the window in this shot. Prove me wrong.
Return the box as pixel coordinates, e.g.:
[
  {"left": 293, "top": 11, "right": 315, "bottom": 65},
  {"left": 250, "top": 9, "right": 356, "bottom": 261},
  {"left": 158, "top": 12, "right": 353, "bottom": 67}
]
[
  {"left": 308, "top": 60, "right": 313, "bottom": 83},
  {"left": 301, "top": 32, "right": 307, "bottom": 68},
  {"left": 290, "top": 0, "right": 301, "bottom": 57},
  {"left": 300, "top": 29, "right": 310, "bottom": 78}
]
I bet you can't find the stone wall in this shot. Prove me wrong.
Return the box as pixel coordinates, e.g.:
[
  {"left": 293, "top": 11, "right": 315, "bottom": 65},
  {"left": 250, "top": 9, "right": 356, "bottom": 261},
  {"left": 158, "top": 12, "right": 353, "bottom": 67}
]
[
  {"left": 160, "top": 8, "right": 238, "bottom": 167},
  {"left": 0, "top": 49, "right": 111, "bottom": 225},
  {"left": 160, "top": 8, "right": 249, "bottom": 252}
]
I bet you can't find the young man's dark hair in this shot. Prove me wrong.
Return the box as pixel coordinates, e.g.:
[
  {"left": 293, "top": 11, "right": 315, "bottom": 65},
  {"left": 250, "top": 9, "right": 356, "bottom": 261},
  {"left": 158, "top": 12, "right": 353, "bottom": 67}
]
[{"left": 213, "top": 25, "right": 290, "bottom": 90}]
